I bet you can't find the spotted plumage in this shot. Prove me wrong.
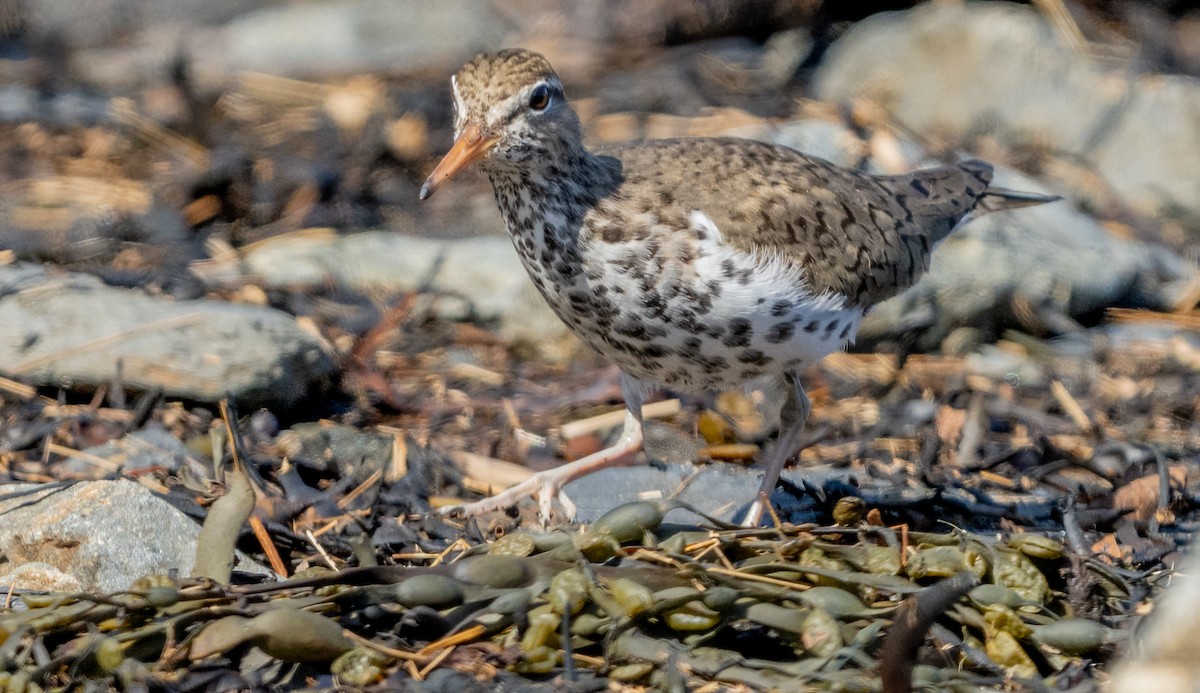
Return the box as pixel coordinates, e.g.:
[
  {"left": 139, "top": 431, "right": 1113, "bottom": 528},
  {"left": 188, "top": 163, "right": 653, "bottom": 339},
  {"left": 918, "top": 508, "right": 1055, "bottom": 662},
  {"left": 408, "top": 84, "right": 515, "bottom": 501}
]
[{"left": 421, "top": 48, "right": 1059, "bottom": 523}]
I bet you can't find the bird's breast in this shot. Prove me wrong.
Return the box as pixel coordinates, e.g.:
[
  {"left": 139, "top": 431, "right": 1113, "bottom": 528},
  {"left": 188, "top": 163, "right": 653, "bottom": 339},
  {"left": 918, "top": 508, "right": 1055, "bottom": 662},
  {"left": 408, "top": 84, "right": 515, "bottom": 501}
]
[{"left": 502, "top": 206, "right": 865, "bottom": 392}]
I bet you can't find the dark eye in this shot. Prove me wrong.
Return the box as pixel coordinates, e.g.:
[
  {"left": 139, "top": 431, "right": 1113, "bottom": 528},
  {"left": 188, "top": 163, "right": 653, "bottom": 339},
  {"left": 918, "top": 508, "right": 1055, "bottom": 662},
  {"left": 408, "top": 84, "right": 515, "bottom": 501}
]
[{"left": 528, "top": 84, "right": 551, "bottom": 111}]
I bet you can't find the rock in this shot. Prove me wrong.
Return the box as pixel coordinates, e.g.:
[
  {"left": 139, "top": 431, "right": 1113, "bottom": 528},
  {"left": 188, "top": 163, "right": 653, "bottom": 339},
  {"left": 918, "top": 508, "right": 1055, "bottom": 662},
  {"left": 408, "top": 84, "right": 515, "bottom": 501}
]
[
  {"left": 67, "top": 0, "right": 508, "bottom": 92},
  {"left": 1092, "top": 319, "right": 1200, "bottom": 354},
  {"left": 193, "top": 230, "right": 580, "bottom": 362},
  {"left": 565, "top": 462, "right": 855, "bottom": 525},
  {"left": 1111, "top": 542, "right": 1200, "bottom": 692},
  {"left": 726, "top": 118, "right": 910, "bottom": 169},
  {"left": 813, "top": 1, "right": 1200, "bottom": 225},
  {"left": 965, "top": 345, "right": 1047, "bottom": 390},
  {"left": 65, "top": 424, "right": 204, "bottom": 478},
  {"left": 0, "top": 85, "right": 111, "bottom": 126},
  {"left": 276, "top": 422, "right": 395, "bottom": 478},
  {"left": 642, "top": 420, "right": 704, "bottom": 465},
  {"left": 18, "top": 0, "right": 278, "bottom": 48},
  {"left": 0, "top": 266, "right": 334, "bottom": 407},
  {"left": 0, "top": 480, "right": 261, "bottom": 593},
  {"left": 564, "top": 463, "right": 758, "bottom": 525},
  {"left": 0, "top": 562, "right": 83, "bottom": 592},
  {"left": 220, "top": 0, "right": 507, "bottom": 79}
]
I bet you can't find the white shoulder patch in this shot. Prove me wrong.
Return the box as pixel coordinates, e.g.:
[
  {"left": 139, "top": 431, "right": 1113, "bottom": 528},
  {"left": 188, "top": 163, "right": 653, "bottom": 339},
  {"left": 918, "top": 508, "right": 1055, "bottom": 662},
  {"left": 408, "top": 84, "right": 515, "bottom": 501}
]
[
  {"left": 687, "top": 209, "right": 851, "bottom": 314},
  {"left": 689, "top": 210, "right": 724, "bottom": 244},
  {"left": 450, "top": 75, "right": 466, "bottom": 132}
]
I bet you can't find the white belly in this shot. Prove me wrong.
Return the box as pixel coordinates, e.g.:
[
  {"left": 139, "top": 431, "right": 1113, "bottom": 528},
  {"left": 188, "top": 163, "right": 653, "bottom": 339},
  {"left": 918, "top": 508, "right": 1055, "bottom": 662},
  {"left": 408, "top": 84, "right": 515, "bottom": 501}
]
[{"left": 521, "top": 211, "right": 863, "bottom": 391}]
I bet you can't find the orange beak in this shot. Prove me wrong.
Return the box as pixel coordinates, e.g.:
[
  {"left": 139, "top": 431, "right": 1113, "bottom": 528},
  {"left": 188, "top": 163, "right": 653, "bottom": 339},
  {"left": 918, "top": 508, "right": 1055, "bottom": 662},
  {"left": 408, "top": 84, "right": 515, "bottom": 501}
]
[{"left": 419, "top": 123, "right": 499, "bottom": 200}]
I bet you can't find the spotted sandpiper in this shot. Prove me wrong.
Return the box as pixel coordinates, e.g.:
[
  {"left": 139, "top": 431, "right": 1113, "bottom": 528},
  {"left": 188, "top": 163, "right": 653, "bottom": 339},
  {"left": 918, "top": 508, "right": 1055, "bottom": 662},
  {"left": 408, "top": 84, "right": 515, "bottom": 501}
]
[{"left": 420, "top": 48, "right": 1058, "bottom": 525}]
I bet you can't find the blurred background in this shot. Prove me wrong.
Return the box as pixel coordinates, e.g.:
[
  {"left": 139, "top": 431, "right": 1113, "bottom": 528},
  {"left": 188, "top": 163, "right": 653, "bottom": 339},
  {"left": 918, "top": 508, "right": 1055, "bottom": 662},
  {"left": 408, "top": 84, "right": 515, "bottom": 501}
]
[
  {"left": 0, "top": 0, "right": 1197, "bottom": 366},
  {"left": 0, "top": 2, "right": 1198, "bottom": 687}
]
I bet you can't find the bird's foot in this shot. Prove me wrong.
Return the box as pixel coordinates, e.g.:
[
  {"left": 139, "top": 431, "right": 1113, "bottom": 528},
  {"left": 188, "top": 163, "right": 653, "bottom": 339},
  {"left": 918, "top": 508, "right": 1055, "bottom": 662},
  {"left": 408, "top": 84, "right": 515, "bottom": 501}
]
[
  {"left": 439, "top": 468, "right": 579, "bottom": 525},
  {"left": 440, "top": 426, "right": 644, "bottom": 525}
]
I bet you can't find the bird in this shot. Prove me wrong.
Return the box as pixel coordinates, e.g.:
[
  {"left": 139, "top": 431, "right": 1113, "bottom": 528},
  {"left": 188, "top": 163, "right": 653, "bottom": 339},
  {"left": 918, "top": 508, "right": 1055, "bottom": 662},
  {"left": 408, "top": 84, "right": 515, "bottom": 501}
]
[{"left": 420, "top": 48, "right": 1059, "bottom": 525}]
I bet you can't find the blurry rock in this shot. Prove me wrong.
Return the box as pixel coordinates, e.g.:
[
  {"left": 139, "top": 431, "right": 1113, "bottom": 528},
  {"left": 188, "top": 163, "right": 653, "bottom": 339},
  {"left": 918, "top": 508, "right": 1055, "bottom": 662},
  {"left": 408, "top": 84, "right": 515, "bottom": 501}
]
[
  {"left": 275, "top": 421, "right": 394, "bottom": 478},
  {"left": 0, "top": 266, "right": 333, "bottom": 406},
  {"left": 1177, "top": 12, "right": 1200, "bottom": 76},
  {"left": 194, "top": 231, "right": 579, "bottom": 362},
  {"left": 1091, "top": 319, "right": 1200, "bottom": 354},
  {"left": 591, "top": 56, "right": 713, "bottom": 116},
  {"left": 73, "top": 0, "right": 820, "bottom": 90},
  {"left": 642, "top": 420, "right": 703, "bottom": 465},
  {"left": 565, "top": 462, "right": 760, "bottom": 525},
  {"left": 589, "top": 0, "right": 817, "bottom": 49},
  {"left": 220, "top": 0, "right": 507, "bottom": 79},
  {"left": 565, "top": 461, "right": 919, "bottom": 525},
  {"left": 17, "top": 0, "right": 277, "bottom": 48},
  {"left": 0, "top": 85, "right": 111, "bottom": 125},
  {"left": 66, "top": 424, "right": 203, "bottom": 478},
  {"left": 69, "top": 0, "right": 507, "bottom": 89},
  {"left": 0, "top": 480, "right": 257, "bottom": 593},
  {"left": 589, "top": 36, "right": 807, "bottom": 118},
  {"left": 0, "top": 561, "right": 82, "bottom": 592},
  {"left": 965, "top": 344, "right": 1047, "bottom": 389},
  {"left": 727, "top": 118, "right": 857, "bottom": 165},
  {"left": 814, "top": 2, "right": 1200, "bottom": 225},
  {"left": 1111, "top": 533, "right": 1200, "bottom": 692}
]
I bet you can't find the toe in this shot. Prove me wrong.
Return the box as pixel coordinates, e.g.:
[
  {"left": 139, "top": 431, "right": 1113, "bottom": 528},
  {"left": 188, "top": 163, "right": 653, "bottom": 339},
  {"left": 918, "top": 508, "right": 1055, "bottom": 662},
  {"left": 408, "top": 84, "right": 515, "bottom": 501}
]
[{"left": 557, "top": 488, "right": 577, "bottom": 521}]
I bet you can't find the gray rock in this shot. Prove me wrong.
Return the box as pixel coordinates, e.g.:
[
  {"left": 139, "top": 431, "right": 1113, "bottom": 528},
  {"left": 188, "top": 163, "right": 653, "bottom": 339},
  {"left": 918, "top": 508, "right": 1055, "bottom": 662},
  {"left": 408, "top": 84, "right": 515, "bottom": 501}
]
[
  {"left": 276, "top": 421, "right": 395, "bottom": 477},
  {"left": 1111, "top": 543, "right": 1200, "bottom": 692},
  {"left": 1092, "top": 320, "right": 1200, "bottom": 353},
  {"left": 66, "top": 424, "right": 204, "bottom": 477},
  {"left": 965, "top": 345, "right": 1048, "bottom": 390},
  {"left": 0, "top": 266, "right": 334, "bottom": 406},
  {"left": 20, "top": 0, "right": 278, "bottom": 48},
  {"left": 0, "top": 480, "right": 260, "bottom": 593},
  {"left": 727, "top": 118, "right": 925, "bottom": 170},
  {"left": 194, "top": 231, "right": 579, "bottom": 362},
  {"left": 564, "top": 462, "right": 759, "bottom": 525},
  {"left": 813, "top": 1, "right": 1200, "bottom": 223},
  {"left": 642, "top": 420, "right": 704, "bottom": 465},
  {"left": 0, "top": 562, "right": 83, "bottom": 592},
  {"left": 67, "top": 0, "right": 507, "bottom": 90},
  {"left": 565, "top": 462, "right": 853, "bottom": 525},
  {"left": 220, "top": 0, "right": 507, "bottom": 79},
  {"left": 0, "top": 85, "right": 39, "bottom": 123}
]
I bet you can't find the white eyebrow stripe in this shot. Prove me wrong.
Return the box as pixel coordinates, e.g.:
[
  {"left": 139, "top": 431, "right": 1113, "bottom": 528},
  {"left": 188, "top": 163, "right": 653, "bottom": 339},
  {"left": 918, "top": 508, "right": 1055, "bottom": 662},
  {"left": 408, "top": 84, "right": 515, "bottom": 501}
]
[{"left": 451, "top": 74, "right": 467, "bottom": 131}]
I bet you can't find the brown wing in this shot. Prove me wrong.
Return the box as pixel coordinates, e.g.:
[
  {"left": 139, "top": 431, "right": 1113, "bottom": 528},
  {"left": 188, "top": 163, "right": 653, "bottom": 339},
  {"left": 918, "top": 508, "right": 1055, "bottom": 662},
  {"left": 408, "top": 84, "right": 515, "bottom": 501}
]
[{"left": 597, "top": 138, "right": 993, "bottom": 307}]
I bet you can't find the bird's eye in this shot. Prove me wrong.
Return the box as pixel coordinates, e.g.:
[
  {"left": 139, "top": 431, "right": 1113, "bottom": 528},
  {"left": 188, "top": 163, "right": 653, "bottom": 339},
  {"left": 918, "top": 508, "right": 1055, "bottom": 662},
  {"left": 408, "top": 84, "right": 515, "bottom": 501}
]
[{"left": 528, "top": 84, "right": 551, "bottom": 111}]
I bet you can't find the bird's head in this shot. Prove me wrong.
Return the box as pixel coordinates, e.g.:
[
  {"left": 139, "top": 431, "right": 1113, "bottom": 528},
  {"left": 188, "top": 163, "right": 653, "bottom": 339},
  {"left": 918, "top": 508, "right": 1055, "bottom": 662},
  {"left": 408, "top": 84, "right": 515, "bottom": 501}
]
[{"left": 420, "top": 49, "right": 581, "bottom": 200}]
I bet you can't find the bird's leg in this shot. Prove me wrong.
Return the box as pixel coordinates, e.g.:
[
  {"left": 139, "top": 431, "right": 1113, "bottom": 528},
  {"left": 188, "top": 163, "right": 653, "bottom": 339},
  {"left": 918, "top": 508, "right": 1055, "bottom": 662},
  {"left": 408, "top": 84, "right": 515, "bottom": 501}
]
[
  {"left": 442, "top": 373, "right": 648, "bottom": 523},
  {"left": 742, "top": 372, "right": 812, "bottom": 527}
]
